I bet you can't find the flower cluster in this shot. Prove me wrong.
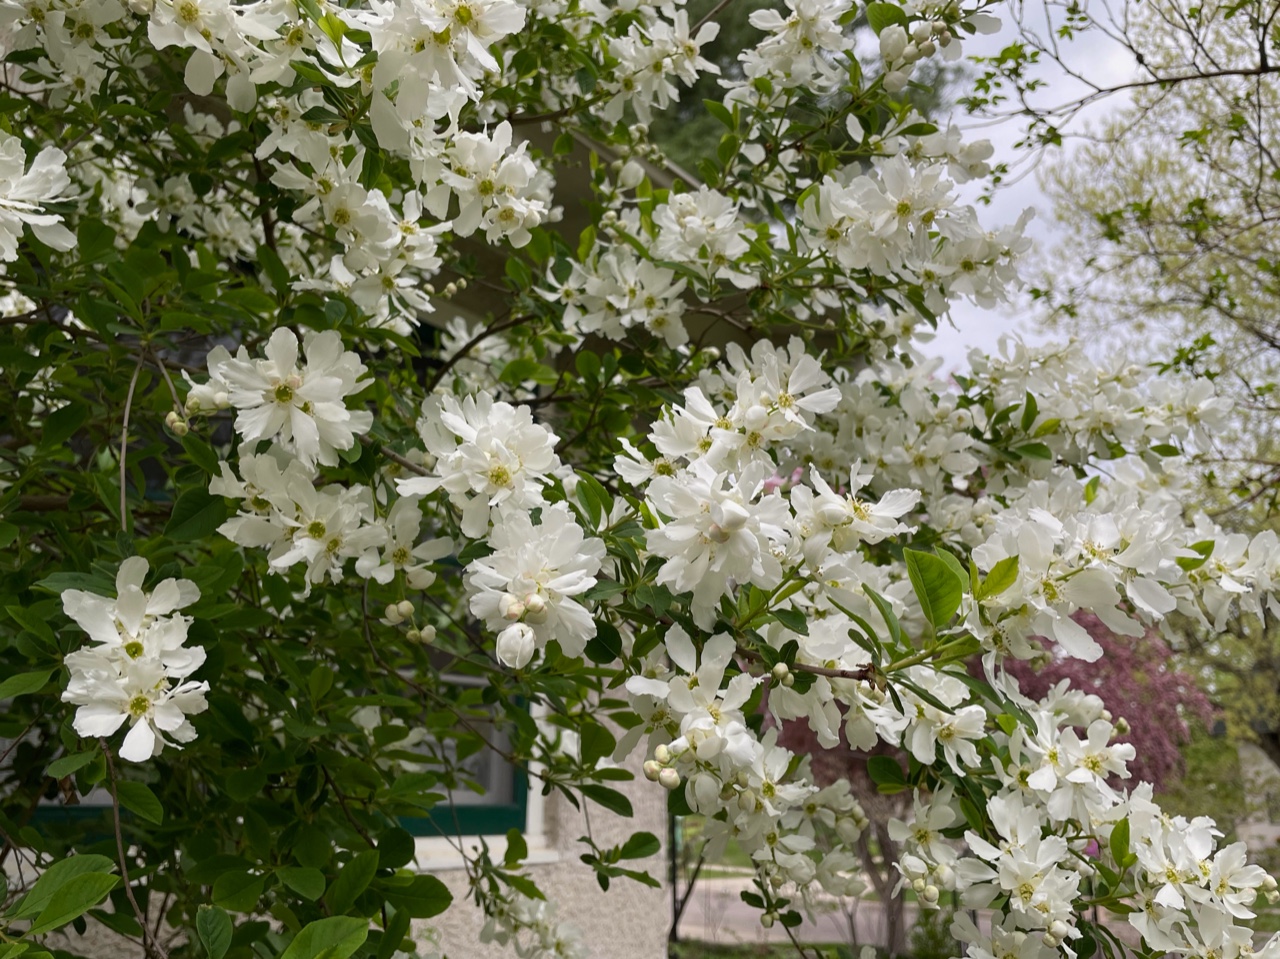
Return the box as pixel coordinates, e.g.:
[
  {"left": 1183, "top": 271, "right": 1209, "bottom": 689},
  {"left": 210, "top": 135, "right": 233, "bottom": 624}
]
[{"left": 60, "top": 558, "right": 209, "bottom": 762}]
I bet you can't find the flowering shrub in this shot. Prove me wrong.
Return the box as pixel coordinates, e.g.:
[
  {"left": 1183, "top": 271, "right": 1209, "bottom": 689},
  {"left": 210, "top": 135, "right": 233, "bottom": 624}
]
[{"left": 0, "top": 0, "right": 1278, "bottom": 957}]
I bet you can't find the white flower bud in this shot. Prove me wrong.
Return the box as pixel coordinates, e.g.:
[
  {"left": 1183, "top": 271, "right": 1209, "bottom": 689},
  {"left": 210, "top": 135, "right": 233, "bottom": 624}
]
[
  {"left": 405, "top": 628, "right": 421, "bottom": 642},
  {"left": 912, "top": 878, "right": 926, "bottom": 893},
  {"left": 760, "top": 913, "right": 775, "bottom": 929},
  {"left": 456, "top": 278, "right": 468, "bottom": 290},
  {"left": 396, "top": 600, "right": 414, "bottom": 619},
  {"left": 781, "top": 673, "right": 795, "bottom": 688},
  {"left": 919, "top": 39, "right": 936, "bottom": 57},
  {"left": 884, "top": 70, "right": 910, "bottom": 93},
  {"left": 618, "top": 161, "right": 645, "bottom": 190},
  {"left": 744, "top": 405, "right": 768, "bottom": 431},
  {"left": 902, "top": 42, "right": 920, "bottom": 62},
  {"left": 911, "top": 22, "right": 931, "bottom": 43},
  {"left": 701, "top": 346, "right": 721, "bottom": 361},
  {"left": 654, "top": 744, "right": 671, "bottom": 764},
  {"left": 658, "top": 767, "right": 681, "bottom": 790},
  {"left": 214, "top": 391, "right": 230, "bottom": 409},
  {"left": 385, "top": 603, "right": 404, "bottom": 624},
  {"left": 880, "top": 24, "right": 908, "bottom": 62},
  {"left": 418, "top": 625, "right": 436, "bottom": 644},
  {"left": 738, "top": 788, "right": 757, "bottom": 812},
  {"left": 1114, "top": 716, "right": 1130, "bottom": 735},
  {"left": 643, "top": 760, "right": 663, "bottom": 781},
  {"left": 609, "top": 159, "right": 624, "bottom": 173},
  {"left": 523, "top": 593, "right": 548, "bottom": 624},
  {"left": 496, "top": 623, "right": 537, "bottom": 669},
  {"left": 443, "top": 282, "right": 458, "bottom": 297},
  {"left": 165, "top": 411, "right": 189, "bottom": 436},
  {"left": 1042, "top": 933, "right": 1059, "bottom": 948},
  {"left": 772, "top": 662, "right": 790, "bottom": 682},
  {"left": 922, "top": 885, "right": 939, "bottom": 904},
  {"left": 499, "top": 593, "right": 525, "bottom": 621},
  {"left": 713, "top": 499, "right": 751, "bottom": 533}
]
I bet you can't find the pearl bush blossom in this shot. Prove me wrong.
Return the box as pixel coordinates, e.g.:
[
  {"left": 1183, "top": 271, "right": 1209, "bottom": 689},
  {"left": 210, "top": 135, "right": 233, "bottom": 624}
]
[{"left": 9, "top": 0, "right": 1280, "bottom": 951}]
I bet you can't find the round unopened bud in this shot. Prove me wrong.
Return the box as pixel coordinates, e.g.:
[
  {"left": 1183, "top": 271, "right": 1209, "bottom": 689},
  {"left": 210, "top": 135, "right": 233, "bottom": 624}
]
[
  {"left": 1114, "top": 716, "right": 1130, "bottom": 735},
  {"left": 456, "top": 278, "right": 468, "bottom": 291},
  {"left": 214, "top": 391, "right": 230, "bottom": 409},
  {"left": 658, "top": 767, "right": 681, "bottom": 791},
  {"left": 701, "top": 346, "right": 721, "bottom": 362},
  {"left": 744, "top": 404, "right": 769, "bottom": 431},
  {"left": 499, "top": 594, "right": 526, "bottom": 621},
  {"left": 912, "top": 878, "right": 926, "bottom": 893},
  {"left": 643, "top": 760, "right": 663, "bottom": 782},
  {"left": 760, "top": 912, "right": 775, "bottom": 929},
  {"left": 922, "top": 885, "right": 939, "bottom": 904},
  {"left": 883, "top": 70, "right": 910, "bottom": 93},
  {"left": 630, "top": 123, "right": 649, "bottom": 137},
  {"left": 601, "top": 210, "right": 619, "bottom": 225},
  {"left": 1101, "top": 709, "right": 1113, "bottom": 722},
  {"left": 911, "top": 22, "right": 931, "bottom": 43},
  {"left": 772, "top": 662, "right": 791, "bottom": 682},
  {"left": 418, "top": 625, "right": 436, "bottom": 643},
  {"left": 385, "top": 603, "right": 404, "bottom": 624},
  {"left": 707, "top": 523, "right": 731, "bottom": 544},
  {"left": 443, "top": 282, "right": 458, "bottom": 297},
  {"left": 738, "top": 788, "right": 757, "bottom": 813},
  {"left": 931, "top": 19, "right": 946, "bottom": 34},
  {"left": 406, "top": 628, "right": 421, "bottom": 642},
  {"left": 165, "top": 411, "right": 189, "bottom": 436},
  {"left": 938, "top": 29, "right": 952, "bottom": 46},
  {"left": 396, "top": 600, "right": 415, "bottom": 619},
  {"left": 919, "top": 39, "right": 936, "bottom": 57},
  {"left": 423, "top": 283, "right": 436, "bottom": 295},
  {"left": 184, "top": 397, "right": 201, "bottom": 414},
  {"left": 902, "top": 42, "right": 920, "bottom": 62},
  {"left": 1042, "top": 933, "right": 1060, "bottom": 949},
  {"left": 1265, "top": 875, "right": 1278, "bottom": 892},
  {"left": 524, "top": 593, "right": 548, "bottom": 623},
  {"left": 781, "top": 673, "right": 795, "bottom": 688},
  {"left": 654, "top": 743, "right": 672, "bottom": 765},
  {"left": 935, "top": 864, "right": 954, "bottom": 886},
  {"left": 609, "top": 158, "right": 624, "bottom": 173}
]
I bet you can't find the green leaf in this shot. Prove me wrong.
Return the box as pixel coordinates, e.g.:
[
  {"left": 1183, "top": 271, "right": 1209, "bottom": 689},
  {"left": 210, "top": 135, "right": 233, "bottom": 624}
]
[
  {"left": 770, "top": 607, "right": 808, "bottom": 635},
  {"left": 382, "top": 874, "right": 452, "bottom": 918},
  {"left": 704, "top": 99, "right": 734, "bottom": 129},
  {"left": 903, "top": 549, "right": 963, "bottom": 627},
  {"left": 975, "top": 555, "right": 1020, "bottom": 601},
  {"left": 1020, "top": 391, "right": 1039, "bottom": 433},
  {"left": 1109, "top": 818, "right": 1131, "bottom": 869},
  {"left": 164, "top": 489, "right": 229, "bottom": 541},
  {"left": 865, "top": 1, "right": 908, "bottom": 34},
  {"left": 27, "top": 873, "right": 119, "bottom": 936},
  {"left": 115, "top": 781, "right": 164, "bottom": 824},
  {"left": 579, "top": 722, "right": 617, "bottom": 766},
  {"left": 196, "top": 905, "right": 233, "bottom": 959},
  {"left": 866, "top": 756, "right": 906, "bottom": 788},
  {"left": 324, "top": 850, "right": 379, "bottom": 915},
  {"left": 618, "top": 831, "right": 660, "bottom": 860},
  {"left": 5, "top": 855, "right": 115, "bottom": 921},
  {"left": 279, "top": 917, "right": 369, "bottom": 959},
  {"left": 212, "top": 872, "right": 264, "bottom": 913},
  {"left": 47, "top": 751, "right": 97, "bottom": 779},
  {"left": 41, "top": 403, "right": 88, "bottom": 449},
  {"left": 277, "top": 867, "right": 326, "bottom": 901},
  {"left": 579, "top": 784, "right": 633, "bottom": 817},
  {"left": 504, "top": 828, "right": 527, "bottom": 868},
  {"left": 0, "top": 669, "right": 53, "bottom": 701},
  {"left": 862, "top": 585, "right": 902, "bottom": 648}
]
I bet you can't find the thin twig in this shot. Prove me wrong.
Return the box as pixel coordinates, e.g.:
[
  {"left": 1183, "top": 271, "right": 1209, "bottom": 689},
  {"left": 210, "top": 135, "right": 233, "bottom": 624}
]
[
  {"left": 119, "top": 355, "right": 145, "bottom": 533},
  {"left": 102, "top": 741, "right": 167, "bottom": 959}
]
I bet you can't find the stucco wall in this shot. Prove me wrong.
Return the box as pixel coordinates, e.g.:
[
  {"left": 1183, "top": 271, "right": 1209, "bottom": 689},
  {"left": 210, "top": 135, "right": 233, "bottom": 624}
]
[{"left": 424, "top": 766, "right": 670, "bottom": 959}]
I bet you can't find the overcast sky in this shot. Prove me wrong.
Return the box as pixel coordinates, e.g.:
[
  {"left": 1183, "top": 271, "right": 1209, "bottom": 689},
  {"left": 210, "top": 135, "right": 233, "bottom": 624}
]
[{"left": 920, "top": 9, "right": 1142, "bottom": 371}]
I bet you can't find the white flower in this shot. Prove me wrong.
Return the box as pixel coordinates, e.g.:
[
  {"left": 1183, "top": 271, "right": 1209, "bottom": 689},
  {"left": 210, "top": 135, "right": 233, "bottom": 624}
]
[
  {"left": 467, "top": 503, "right": 605, "bottom": 661},
  {"left": 397, "top": 391, "right": 561, "bottom": 538},
  {"left": 0, "top": 135, "right": 76, "bottom": 261},
  {"left": 214, "top": 328, "right": 374, "bottom": 468}
]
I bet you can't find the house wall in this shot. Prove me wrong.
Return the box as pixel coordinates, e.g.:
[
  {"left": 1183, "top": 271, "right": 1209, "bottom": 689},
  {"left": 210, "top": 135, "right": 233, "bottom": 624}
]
[{"left": 425, "top": 767, "right": 670, "bottom": 959}]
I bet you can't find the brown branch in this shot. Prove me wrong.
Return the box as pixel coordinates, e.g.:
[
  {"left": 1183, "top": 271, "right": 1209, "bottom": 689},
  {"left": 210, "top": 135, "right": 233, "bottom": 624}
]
[{"left": 102, "top": 741, "right": 168, "bottom": 959}]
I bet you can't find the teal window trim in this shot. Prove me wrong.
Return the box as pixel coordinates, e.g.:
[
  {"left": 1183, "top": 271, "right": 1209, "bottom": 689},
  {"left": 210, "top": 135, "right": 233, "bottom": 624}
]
[{"left": 397, "top": 763, "right": 529, "bottom": 838}]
